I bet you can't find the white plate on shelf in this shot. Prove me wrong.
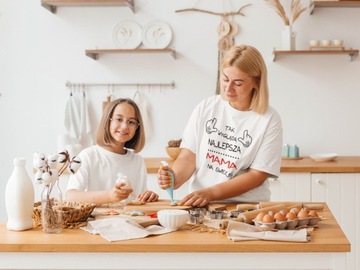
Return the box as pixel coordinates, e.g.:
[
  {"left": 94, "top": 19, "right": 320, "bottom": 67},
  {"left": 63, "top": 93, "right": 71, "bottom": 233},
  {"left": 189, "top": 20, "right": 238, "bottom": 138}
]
[
  {"left": 309, "top": 153, "right": 338, "bottom": 162},
  {"left": 142, "top": 20, "right": 172, "bottom": 49},
  {"left": 112, "top": 20, "right": 142, "bottom": 49}
]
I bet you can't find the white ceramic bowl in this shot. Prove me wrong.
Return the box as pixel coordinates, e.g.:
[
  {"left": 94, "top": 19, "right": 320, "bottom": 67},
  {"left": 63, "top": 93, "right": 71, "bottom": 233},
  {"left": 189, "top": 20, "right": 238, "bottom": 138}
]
[
  {"left": 309, "top": 40, "right": 319, "bottom": 47},
  {"left": 157, "top": 209, "right": 189, "bottom": 229},
  {"left": 332, "top": 39, "right": 343, "bottom": 46},
  {"left": 321, "top": 40, "right": 331, "bottom": 46}
]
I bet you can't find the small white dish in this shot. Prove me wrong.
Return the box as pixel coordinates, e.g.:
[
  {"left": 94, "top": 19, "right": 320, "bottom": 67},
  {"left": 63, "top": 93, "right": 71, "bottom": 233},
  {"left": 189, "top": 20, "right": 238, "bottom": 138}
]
[
  {"left": 332, "top": 39, "right": 343, "bottom": 46},
  {"left": 310, "top": 153, "right": 338, "bottom": 162},
  {"left": 309, "top": 40, "right": 319, "bottom": 47},
  {"left": 142, "top": 20, "right": 172, "bottom": 49},
  {"left": 320, "top": 40, "right": 331, "bottom": 46}
]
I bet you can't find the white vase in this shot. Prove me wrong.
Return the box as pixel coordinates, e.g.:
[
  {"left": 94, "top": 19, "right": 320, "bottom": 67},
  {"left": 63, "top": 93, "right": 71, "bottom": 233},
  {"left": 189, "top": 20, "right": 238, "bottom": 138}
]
[
  {"left": 5, "top": 158, "right": 35, "bottom": 231},
  {"left": 281, "top": 25, "right": 296, "bottom": 50}
]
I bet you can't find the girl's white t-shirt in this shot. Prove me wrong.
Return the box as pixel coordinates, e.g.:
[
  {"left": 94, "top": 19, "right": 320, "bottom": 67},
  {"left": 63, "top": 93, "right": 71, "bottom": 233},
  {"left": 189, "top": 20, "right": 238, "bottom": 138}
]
[
  {"left": 67, "top": 145, "right": 147, "bottom": 197},
  {"left": 181, "top": 95, "right": 283, "bottom": 202}
]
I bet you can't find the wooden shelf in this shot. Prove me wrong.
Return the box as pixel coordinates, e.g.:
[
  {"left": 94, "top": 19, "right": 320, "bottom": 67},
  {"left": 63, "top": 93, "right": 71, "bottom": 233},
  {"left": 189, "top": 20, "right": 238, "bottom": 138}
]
[
  {"left": 272, "top": 49, "right": 359, "bottom": 61},
  {"left": 41, "top": 0, "right": 134, "bottom": 13},
  {"left": 310, "top": 1, "right": 360, "bottom": 14},
  {"left": 85, "top": 48, "right": 176, "bottom": 60}
]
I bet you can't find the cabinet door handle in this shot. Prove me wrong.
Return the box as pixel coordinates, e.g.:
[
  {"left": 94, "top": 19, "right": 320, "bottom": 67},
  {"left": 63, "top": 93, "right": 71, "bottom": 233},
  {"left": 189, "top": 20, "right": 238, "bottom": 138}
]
[{"left": 316, "top": 179, "right": 322, "bottom": 184}]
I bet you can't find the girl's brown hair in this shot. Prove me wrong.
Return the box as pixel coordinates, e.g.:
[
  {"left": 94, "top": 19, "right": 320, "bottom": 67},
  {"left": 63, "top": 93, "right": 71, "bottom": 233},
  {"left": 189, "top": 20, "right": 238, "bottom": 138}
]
[
  {"left": 96, "top": 98, "right": 145, "bottom": 153},
  {"left": 221, "top": 45, "right": 269, "bottom": 114}
]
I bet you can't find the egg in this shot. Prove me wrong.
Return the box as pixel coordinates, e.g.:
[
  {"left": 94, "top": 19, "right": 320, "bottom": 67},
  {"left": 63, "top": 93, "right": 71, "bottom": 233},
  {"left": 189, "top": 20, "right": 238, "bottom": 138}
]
[
  {"left": 262, "top": 214, "right": 274, "bottom": 223},
  {"left": 301, "top": 207, "right": 310, "bottom": 213},
  {"left": 280, "top": 208, "right": 288, "bottom": 216},
  {"left": 285, "top": 211, "right": 297, "bottom": 220},
  {"left": 290, "top": 207, "right": 300, "bottom": 215},
  {"left": 254, "top": 212, "right": 266, "bottom": 221},
  {"left": 297, "top": 209, "right": 309, "bottom": 219},
  {"left": 273, "top": 211, "right": 286, "bottom": 222},
  {"left": 308, "top": 210, "right": 318, "bottom": 217}
]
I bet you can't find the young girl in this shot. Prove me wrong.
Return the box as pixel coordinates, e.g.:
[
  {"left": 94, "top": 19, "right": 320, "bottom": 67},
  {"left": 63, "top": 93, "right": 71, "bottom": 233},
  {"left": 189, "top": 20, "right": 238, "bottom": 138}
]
[{"left": 65, "top": 98, "right": 159, "bottom": 204}]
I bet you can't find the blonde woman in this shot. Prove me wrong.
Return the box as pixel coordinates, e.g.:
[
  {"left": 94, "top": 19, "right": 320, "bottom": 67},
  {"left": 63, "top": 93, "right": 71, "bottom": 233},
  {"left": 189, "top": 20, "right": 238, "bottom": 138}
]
[
  {"left": 158, "top": 45, "right": 283, "bottom": 207},
  {"left": 66, "top": 98, "right": 158, "bottom": 204}
]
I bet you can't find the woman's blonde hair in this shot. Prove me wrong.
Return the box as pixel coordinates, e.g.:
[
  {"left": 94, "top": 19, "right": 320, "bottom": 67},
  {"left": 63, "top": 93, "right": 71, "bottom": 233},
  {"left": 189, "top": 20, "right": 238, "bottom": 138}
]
[
  {"left": 221, "top": 45, "right": 269, "bottom": 114},
  {"left": 97, "top": 98, "right": 145, "bottom": 153}
]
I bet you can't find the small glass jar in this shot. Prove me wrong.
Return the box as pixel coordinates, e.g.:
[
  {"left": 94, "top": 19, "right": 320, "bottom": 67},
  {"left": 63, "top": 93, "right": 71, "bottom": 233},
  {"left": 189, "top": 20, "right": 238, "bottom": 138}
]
[{"left": 41, "top": 182, "right": 63, "bottom": 233}]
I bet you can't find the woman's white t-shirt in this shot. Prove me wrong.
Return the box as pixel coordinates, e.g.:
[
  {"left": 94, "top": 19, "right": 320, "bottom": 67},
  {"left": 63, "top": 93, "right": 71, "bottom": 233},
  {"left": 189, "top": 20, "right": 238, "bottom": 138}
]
[
  {"left": 66, "top": 145, "right": 147, "bottom": 198},
  {"left": 181, "top": 95, "right": 283, "bottom": 202}
]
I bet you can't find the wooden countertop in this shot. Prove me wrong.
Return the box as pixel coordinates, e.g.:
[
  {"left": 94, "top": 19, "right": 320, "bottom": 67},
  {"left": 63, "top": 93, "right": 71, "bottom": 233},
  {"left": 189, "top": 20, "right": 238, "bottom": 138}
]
[
  {"left": 0, "top": 203, "right": 350, "bottom": 253},
  {"left": 145, "top": 156, "right": 360, "bottom": 174},
  {"left": 280, "top": 156, "right": 360, "bottom": 173}
]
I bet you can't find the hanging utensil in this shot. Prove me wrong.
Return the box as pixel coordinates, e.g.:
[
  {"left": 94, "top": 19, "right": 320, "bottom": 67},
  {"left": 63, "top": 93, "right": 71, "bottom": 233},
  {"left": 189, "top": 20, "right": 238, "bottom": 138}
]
[{"left": 102, "top": 84, "right": 113, "bottom": 111}]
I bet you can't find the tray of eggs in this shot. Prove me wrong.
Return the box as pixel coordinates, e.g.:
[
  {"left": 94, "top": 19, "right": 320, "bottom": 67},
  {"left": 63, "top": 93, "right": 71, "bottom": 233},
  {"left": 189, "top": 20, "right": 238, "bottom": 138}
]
[{"left": 252, "top": 207, "right": 320, "bottom": 230}]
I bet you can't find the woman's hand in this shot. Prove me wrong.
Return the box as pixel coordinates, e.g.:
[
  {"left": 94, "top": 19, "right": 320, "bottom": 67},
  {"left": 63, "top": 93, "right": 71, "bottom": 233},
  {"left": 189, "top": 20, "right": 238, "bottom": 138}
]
[
  {"left": 179, "top": 189, "right": 211, "bottom": 207},
  {"left": 137, "top": 190, "right": 159, "bottom": 202},
  {"left": 110, "top": 182, "right": 133, "bottom": 202},
  {"left": 157, "top": 165, "right": 174, "bottom": 190}
]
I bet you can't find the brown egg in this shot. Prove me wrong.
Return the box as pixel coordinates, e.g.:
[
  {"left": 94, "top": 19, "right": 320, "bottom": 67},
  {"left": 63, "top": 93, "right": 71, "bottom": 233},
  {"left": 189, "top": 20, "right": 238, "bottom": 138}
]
[
  {"left": 255, "top": 212, "right": 266, "bottom": 221},
  {"left": 308, "top": 210, "right": 318, "bottom": 217},
  {"left": 273, "top": 211, "right": 286, "bottom": 222},
  {"left": 280, "top": 208, "right": 288, "bottom": 216},
  {"left": 297, "top": 209, "right": 309, "bottom": 219},
  {"left": 285, "top": 211, "right": 297, "bottom": 220},
  {"left": 301, "top": 207, "right": 310, "bottom": 213},
  {"left": 262, "top": 214, "right": 274, "bottom": 223},
  {"left": 290, "top": 207, "right": 300, "bottom": 215}
]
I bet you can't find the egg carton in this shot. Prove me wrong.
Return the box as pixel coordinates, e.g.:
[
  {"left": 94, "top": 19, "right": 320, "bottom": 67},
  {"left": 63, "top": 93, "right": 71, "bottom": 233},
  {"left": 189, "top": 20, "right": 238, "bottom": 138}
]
[{"left": 252, "top": 216, "right": 320, "bottom": 230}]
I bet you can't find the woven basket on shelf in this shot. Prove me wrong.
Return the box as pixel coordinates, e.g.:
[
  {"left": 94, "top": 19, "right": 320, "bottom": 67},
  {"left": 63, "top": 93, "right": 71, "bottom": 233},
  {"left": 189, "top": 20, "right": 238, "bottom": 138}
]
[{"left": 32, "top": 201, "right": 96, "bottom": 229}]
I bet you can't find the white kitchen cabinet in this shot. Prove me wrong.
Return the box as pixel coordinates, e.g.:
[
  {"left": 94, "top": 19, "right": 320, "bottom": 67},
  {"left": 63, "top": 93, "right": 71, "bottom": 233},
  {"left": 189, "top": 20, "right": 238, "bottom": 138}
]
[
  {"left": 276, "top": 172, "right": 359, "bottom": 270},
  {"left": 311, "top": 173, "right": 360, "bottom": 270},
  {"left": 269, "top": 172, "right": 311, "bottom": 202}
]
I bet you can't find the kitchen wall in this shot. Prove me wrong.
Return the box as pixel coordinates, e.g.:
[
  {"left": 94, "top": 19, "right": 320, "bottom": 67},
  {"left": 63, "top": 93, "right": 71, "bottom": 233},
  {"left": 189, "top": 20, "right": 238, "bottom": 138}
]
[{"left": 1, "top": 0, "right": 360, "bottom": 221}]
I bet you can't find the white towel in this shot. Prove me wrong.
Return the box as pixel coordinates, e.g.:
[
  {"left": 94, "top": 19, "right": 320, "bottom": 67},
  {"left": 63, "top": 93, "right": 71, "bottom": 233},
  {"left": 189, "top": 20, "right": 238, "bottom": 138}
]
[
  {"left": 64, "top": 90, "right": 81, "bottom": 141},
  {"left": 79, "top": 90, "right": 92, "bottom": 147},
  {"left": 81, "top": 217, "right": 175, "bottom": 242},
  {"left": 133, "top": 90, "right": 153, "bottom": 142},
  {"left": 64, "top": 89, "right": 92, "bottom": 147},
  {"left": 227, "top": 220, "right": 310, "bottom": 242}
]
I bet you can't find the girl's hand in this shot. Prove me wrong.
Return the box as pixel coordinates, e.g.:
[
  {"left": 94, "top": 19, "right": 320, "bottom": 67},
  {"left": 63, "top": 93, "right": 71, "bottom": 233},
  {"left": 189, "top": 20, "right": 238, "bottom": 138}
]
[
  {"left": 137, "top": 190, "right": 159, "bottom": 202},
  {"left": 157, "top": 166, "right": 174, "bottom": 190},
  {"left": 110, "top": 182, "right": 133, "bottom": 202}
]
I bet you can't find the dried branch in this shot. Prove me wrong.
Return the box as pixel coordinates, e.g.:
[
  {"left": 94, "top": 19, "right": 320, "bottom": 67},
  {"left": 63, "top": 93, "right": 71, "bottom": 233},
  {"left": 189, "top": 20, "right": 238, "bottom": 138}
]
[
  {"left": 175, "top": 4, "right": 251, "bottom": 17},
  {"left": 265, "top": 0, "right": 307, "bottom": 26}
]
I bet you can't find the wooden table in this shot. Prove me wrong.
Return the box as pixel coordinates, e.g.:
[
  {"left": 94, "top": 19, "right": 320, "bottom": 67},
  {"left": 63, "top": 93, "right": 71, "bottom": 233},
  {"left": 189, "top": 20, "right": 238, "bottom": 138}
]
[{"left": 0, "top": 203, "right": 350, "bottom": 270}]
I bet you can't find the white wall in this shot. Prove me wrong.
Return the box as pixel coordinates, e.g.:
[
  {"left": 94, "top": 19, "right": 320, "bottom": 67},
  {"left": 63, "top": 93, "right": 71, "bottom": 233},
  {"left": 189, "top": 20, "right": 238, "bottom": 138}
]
[{"left": 1, "top": 0, "right": 360, "bottom": 221}]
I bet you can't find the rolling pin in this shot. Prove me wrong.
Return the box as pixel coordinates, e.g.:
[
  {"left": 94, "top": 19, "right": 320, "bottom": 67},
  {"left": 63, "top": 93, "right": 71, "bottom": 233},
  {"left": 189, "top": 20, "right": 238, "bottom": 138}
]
[
  {"left": 236, "top": 203, "right": 258, "bottom": 211},
  {"left": 235, "top": 204, "right": 288, "bottom": 224},
  {"left": 258, "top": 202, "right": 324, "bottom": 210}
]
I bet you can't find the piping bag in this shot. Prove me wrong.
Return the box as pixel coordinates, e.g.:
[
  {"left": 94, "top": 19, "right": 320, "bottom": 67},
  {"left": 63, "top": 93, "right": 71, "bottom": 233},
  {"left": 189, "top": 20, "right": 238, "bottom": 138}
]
[
  {"left": 116, "top": 173, "right": 137, "bottom": 202},
  {"left": 160, "top": 161, "right": 178, "bottom": 205}
]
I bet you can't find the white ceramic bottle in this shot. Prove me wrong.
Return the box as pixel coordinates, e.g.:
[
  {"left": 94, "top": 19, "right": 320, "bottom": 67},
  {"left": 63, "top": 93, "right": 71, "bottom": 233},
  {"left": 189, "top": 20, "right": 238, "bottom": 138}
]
[{"left": 5, "top": 158, "right": 35, "bottom": 231}]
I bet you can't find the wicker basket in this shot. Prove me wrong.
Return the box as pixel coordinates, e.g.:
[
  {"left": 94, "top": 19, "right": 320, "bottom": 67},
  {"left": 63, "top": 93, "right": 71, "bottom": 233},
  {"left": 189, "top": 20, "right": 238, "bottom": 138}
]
[{"left": 33, "top": 201, "right": 96, "bottom": 229}]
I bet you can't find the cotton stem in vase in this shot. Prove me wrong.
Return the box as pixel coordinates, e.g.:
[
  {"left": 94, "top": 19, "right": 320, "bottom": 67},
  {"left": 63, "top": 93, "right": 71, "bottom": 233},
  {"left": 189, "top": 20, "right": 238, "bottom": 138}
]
[{"left": 33, "top": 150, "right": 81, "bottom": 231}]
